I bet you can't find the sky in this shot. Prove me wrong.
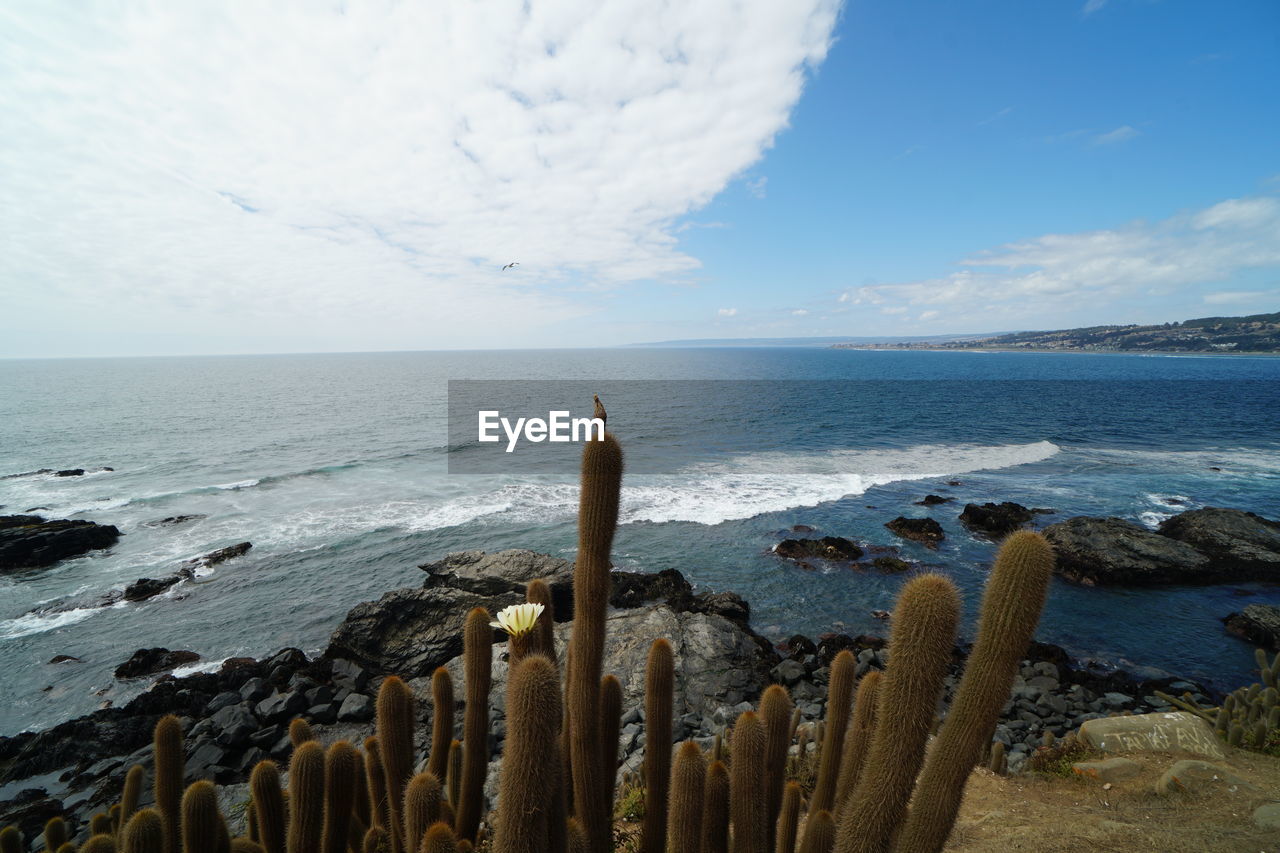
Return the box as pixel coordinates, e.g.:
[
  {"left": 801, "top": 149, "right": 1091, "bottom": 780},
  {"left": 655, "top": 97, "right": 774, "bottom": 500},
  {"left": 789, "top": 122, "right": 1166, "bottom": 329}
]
[{"left": 1, "top": 0, "right": 1278, "bottom": 357}]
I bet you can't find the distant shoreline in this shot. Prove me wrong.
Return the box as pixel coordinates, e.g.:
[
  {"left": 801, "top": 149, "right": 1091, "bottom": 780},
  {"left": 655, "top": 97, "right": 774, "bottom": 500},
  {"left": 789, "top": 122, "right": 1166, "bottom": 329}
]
[{"left": 833, "top": 345, "right": 1280, "bottom": 358}]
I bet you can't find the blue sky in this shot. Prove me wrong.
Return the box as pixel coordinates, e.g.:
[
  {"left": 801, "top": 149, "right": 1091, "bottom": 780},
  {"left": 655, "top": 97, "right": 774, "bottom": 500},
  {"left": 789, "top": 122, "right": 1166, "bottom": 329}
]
[{"left": 1, "top": 0, "right": 1277, "bottom": 356}]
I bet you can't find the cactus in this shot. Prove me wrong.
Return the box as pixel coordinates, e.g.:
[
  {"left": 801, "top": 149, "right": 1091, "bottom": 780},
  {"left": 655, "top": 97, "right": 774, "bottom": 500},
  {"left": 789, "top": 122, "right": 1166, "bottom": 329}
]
[
  {"left": 701, "top": 760, "right": 730, "bottom": 853},
  {"left": 152, "top": 715, "right": 183, "bottom": 853},
  {"left": 427, "top": 668, "right": 454, "bottom": 783},
  {"left": 987, "top": 742, "right": 1007, "bottom": 776},
  {"left": 364, "top": 737, "right": 390, "bottom": 831},
  {"left": 775, "top": 781, "right": 802, "bottom": 853},
  {"left": 897, "top": 532, "right": 1053, "bottom": 853},
  {"left": 230, "top": 842, "right": 264, "bottom": 853},
  {"left": 759, "top": 684, "right": 793, "bottom": 850},
  {"left": 377, "top": 675, "right": 416, "bottom": 853},
  {"left": 598, "top": 673, "right": 623, "bottom": 826},
  {"left": 121, "top": 809, "right": 165, "bottom": 853},
  {"left": 730, "top": 711, "right": 768, "bottom": 853},
  {"left": 641, "top": 639, "right": 674, "bottom": 853},
  {"left": 119, "top": 765, "right": 144, "bottom": 836},
  {"left": 455, "top": 607, "right": 493, "bottom": 843},
  {"left": 402, "top": 773, "right": 442, "bottom": 853},
  {"left": 445, "top": 740, "right": 462, "bottom": 807},
  {"left": 0, "top": 827, "right": 18, "bottom": 853},
  {"left": 181, "top": 781, "right": 229, "bottom": 853},
  {"left": 566, "top": 421, "right": 622, "bottom": 853},
  {"left": 288, "top": 741, "right": 325, "bottom": 853},
  {"left": 420, "top": 823, "right": 458, "bottom": 853},
  {"left": 289, "top": 718, "right": 314, "bottom": 747},
  {"left": 810, "top": 651, "right": 857, "bottom": 816},
  {"left": 666, "top": 741, "right": 706, "bottom": 853},
  {"left": 250, "top": 761, "right": 286, "bottom": 853},
  {"left": 834, "top": 574, "right": 961, "bottom": 853},
  {"left": 91, "top": 813, "right": 113, "bottom": 837},
  {"left": 566, "top": 819, "right": 589, "bottom": 853},
  {"left": 44, "top": 818, "right": 68, "bottom": 853},
  {"left": 362, "top": 827, "right": 388, "bottom": 853},
  {"left": 324, "top": 741, "right": 359, "bottom": 853},
  {"left": 81, "top": 836, "right": 117, "bottom": 853},
  {"left": 798, "top": 811, "right": 835, "bottom": 853},
  {"left": 493, "top": 654, "right": 562, "bottom": 853},
  {"left": 525, "top": 579, "right": 557, "bottom": 659},
  {"left": 833, "top": 670, "right": 880, "bottom": 819}
]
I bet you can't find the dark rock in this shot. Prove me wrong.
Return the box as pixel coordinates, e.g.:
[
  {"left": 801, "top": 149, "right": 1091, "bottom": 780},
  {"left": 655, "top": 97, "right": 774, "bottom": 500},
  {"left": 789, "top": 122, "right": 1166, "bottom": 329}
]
[
  {"left": 791, "top": 524, "right": 816, "bottom": 533},
  {"left": 419, "top": 549, "right": 575, "bottom": 618},
  {"left": 1043, "top": 516, "right": 1212, "bottom": 585},
  {"left": 330, "top": 657, "right": 369, "bottom": 692},
  {"left": 48, "top": 655, "right": 80, "bottom": 664},
  {"left": 205, "top": 692, "right": 241, "bottom": 714},
  {"left": 254, "top": 691, "right": 308, "bottom": 724},
  {"left": 184, "top": 741, "right": 228, "bottom": 781},
  {"left": 210, "top": 704, "right": 257, "bottom": 748},
  {"left": 182, "top": 542, "right": 252, "bottom": 571},
  {"left": 55, "top": 469, "right": 85, "bottom": 477},
  {"left": 263, "top": 648, "right": 307, "bottom": 672},
  {"left": 774, "top": 537, "right": 863, "bottom": 562},
  {"left": 114, "top": 648, "right": 201, "bottom": 679},
  {"left": 869, "top": 556, "right": 911, "bottom": 573},
  {"left": 914, "top": 495, "right": 953, "bottom": 506},
  {"left": 142, "top": 515, "right": 206, "bottom": 528},
  {"left": 239, "top": 677, "right": 272, "bottom": 704},
  {"left": 1158, "top": 508, "right": 1280, "bottom": 580},
  {"left": 337, "top": 693, "right": 374, "bottom": 722},
  {"left": 248, "top": 725, "right": 282, "bottom": 750},
  {"left": 0, "top": 515, "right": 121, "bottom": 571},
  {"left": 123, "top": 576, "right": 181, "bottom": 602},
  {"left": 1223, "top": 604, "right": 1280, "bottom": 650},
  {"left": 307, "top": 703, "right": 337, "bottom": 725},
  {"left": 958, "top": 502, "right": 1035, "bottom": 537},
  {"left": 884, "top": 516, "right": 945, "bottom": 547}
]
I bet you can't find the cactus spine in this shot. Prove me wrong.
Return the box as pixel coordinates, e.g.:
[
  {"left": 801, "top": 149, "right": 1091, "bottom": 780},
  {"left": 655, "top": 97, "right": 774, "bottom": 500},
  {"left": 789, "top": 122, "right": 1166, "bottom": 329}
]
[
  {"left": 493, "top": 654, "right": 562, "bottom": 853},
  {"left": 250, "top": 761, "right": 286, "bottom": 853},
  {"left": 833, "top": 670, "right": 880, "bottom": 819},
  {"left": 181, "top": 781, "right": 228, "bottom": 853},
  {"left": 289, "top": 718, "right": 314, "bottom": 747},
  {"left": 701, "top": 760, "right": 731, "bottom": 853},
  {"left": 427, "top": 668, "right": 454, "bottom": 782},
  {"left": 566, "top": 416, "right": 622, "bottom": 853},
  {"left": 445, "top": 740, "right": 462, "bottom": 807},
  {"left": 402, "top": 773, "right": 442, "bottom": 853},
  {"left": 323, "top": 741, "right": 359, "bottom": 853},
  {"left": 798, "top": 811, "right": 835, "bottom": 853},
  {"left": 834, "top": 574, "right": 961, "bottom": 853},
  {"left": 81, "top": 836, "right": 117, "bottom": 853},
  {"left": 420, "top": 823, "right": 458, "bottom": 853},
  {"left": 287, "top": 741, "right": 325, "bottom": 853},
  {"left": 364, "top": 737, "right": 390, "bottom": 831},
  {"left": 760, "top": 684, "right": 794, "bottom": 850},
  {"left": 120, "top": 765, "right": 144, "bottom": 836},
  {"left": 43, "top": 818, "right": 67, "bottom": 853},
  {"left": 454, "top": 607, "right": 493, "bottom": 843},
  {"left": 152, "top": 716, "right": 183, "bottom": 853},
  {"left": 362, "top": 827, "right": 388, "bottom": 853},
  {"left": 666, "top": 741, "right": 706, "bottom": 853},
  {"left": 731, "top": 711, "right": 768, "bottom": 853},
  {"left": 525, "top": 579, "right": 556, "bottom": 659},
  {"left": 121, "top": 810, "right": 165, "bottom": 853},
  {"left": 641, "top": 639, "right": 674, "bottom": 853},
  {"left": 775, "top": 782, "right": 802, "bottom": 853},
  {"left": 987, "top": 741, "right": 1007, "bottom": 776},
  {"left": 810, "top": 651, "right": 856, "bottom": 816},
  {"left": 377, "top": 676, "right": 416, "bottom": 853},
  {"left": 896, "top": 532, "right": 1053, "bottom": 853},
  {"left": 598, "top": 674, "right": 623, "bottom": 824},
  {"left": 0, "top": 827, "right": 18, "bottom": 853}
]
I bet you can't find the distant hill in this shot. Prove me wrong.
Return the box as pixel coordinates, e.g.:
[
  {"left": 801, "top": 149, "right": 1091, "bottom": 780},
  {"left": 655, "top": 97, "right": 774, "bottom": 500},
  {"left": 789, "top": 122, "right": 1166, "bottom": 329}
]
[
  {"left": 629, "top": 333, "right": 995, "bottom": 348},
  {"left": 836, "top": 312, "right": 1280, "bottom": 354}
]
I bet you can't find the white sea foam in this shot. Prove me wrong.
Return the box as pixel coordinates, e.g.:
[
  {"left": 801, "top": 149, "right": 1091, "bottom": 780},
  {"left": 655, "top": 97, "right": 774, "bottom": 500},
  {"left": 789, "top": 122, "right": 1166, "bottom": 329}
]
[
  {"left": 215, "top": 479, "right": 260, "bottom": 491},
  {"left": 171, "top": 658, "right": 229, "bottom": 678},
  {"left": 0, "top": 607, "right": 98, "bottom": 640}
]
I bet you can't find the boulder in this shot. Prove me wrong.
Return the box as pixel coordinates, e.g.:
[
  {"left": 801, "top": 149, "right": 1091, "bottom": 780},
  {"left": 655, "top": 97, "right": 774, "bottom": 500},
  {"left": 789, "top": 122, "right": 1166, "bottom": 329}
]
[
  {"left": 958, "top": 502, "right": 1035, "bottom": 538},
  {"left": 1078, "top": 712, "right": 1224, "bottom": 759},
  {"left": 123, "top": 576, "right": 181, "bottom": 602},
  {"left": 142, "top": 515, "right": 206, "bottom": 528},
  {"left": 55, "top": 469, "right": 85, "bottom": 477},
  {"left": 884, "top": 517, "right": 944, "bottom": 548},
  {"left": 1154, "top": 759, "right": 1255, "bottom": 796},
  {"left": 773, "top": 537, "right": 863, "bottom": 562},
  {"left": 420, "top": 548, "right": 576, "bottom": 616},
  {"left": 1042, "top": 517, "right": 1211, "bottom": 585},
  {"left": 1071, "top": 757, "right": 1141, "bottom": 783},
  {"left": 183, "top": 542, "right": 252, "bottom": 571},
  {"left": 114, "top": 648, "right": 201, "bottom": 679},
  {"left": 1222, "top": 604, "right": 1280, "bottom": 650},
  {"left": 1254, "top": 803, "right": 1280, "bottom": 831},
  {"left": 1158, "top": 507, "right": 1280, "bottom": 580},
  {"left": 0, "top": 515, "right": 121, "bottom": 571},
  {"left": 913, "top": 495, "right": 953, "bottom": 506}
]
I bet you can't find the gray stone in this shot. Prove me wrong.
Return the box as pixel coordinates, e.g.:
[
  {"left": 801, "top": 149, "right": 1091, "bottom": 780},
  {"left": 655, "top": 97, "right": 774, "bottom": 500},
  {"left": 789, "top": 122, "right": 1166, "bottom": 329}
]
[
  {"left": 185, "top": 741, "right": 229, "bottom": 780},
  {"left": 239, "top": 677, "right": 271, "bottom": 704},
  {"left": 330, "top": 657, "right": 369, "bottom": 692},
  {"left": 206, "top": 691, "right": 241, "bottom": 714},
  {"left": 211, "top": 704, "right": 257, "bottom": 747},
  {"left": 1079, "top": 712, "right": 1224, "bottom": 758},
  {"left": 772, "top": 659, "right": 806, "bottom": 686},
  {"left": 1155, "top": 759, "right": 1256, "bottom": 796},
  {"left": 1253, "top": 803, "right": 1280, "bottom": 830},
  {"left": 337, "top": 693, "right": 374, "bottom": 722},
  {"left": 255, "top": 690, "right": 308, "bottom": 724},
  {"left": 1043, "top": 516, "right": 1211, "bottom": 585},
  {"left": 1158, "top": 507, "right": 1280, "bottom": 580}
]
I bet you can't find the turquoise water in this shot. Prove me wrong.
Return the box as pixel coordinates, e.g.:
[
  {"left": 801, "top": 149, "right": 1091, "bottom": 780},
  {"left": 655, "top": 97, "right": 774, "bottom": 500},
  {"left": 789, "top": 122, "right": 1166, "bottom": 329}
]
[{"left": 1, "top": 348, "right": 1278, "bottom": 735}]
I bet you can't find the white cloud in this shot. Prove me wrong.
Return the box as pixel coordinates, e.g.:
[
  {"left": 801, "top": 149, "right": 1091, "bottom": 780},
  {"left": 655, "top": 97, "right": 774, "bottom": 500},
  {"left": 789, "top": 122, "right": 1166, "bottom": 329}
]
[
  {"left": 1093, "top": 125, "right": 1141, "bottom": 145},
  {"left": 1083, "top": 0, "right": 1108, "bottom": 15},
  {"left": 0, "top": 1, "right": 839, "bottom": 352},
  {"left": 1203, "top": 289, "right": 1280, "bottom": 306},
  {"left": 918, "top": 310, "right": 940, "bottom": 321},
  {"left": 839, "top": 195, "right": 1280, "bottom": 320},
  {"left": 791, "top": 308, "right": 808, "bottom": 316},
  {"left": 747, "top": 176, "right": 769, "bottom": 199},
  {"left": 976, "top": 106, "right": 1013, "bottom": 127},
  {"left": 717, "top": 307, "right": 738, "bottom": 317}
]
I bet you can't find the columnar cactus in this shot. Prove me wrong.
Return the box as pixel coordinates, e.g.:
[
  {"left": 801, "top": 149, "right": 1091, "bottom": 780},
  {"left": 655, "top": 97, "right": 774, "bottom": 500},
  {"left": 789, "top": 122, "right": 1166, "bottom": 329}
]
[
  {"left": 120, "top": 765, "right": 144, "bottom": 837},
  {"left": 701, "top": 760, "right": 731, "bottom": 853},
  {"left": 180, "top": 781, "right": 228, "bottom": 853},
  {"left": 641, "top": 639, "right": 674, "bottom": 853},
  {"left": 833, "top": 671, "right": 880, "bottom": 818},
  {"left": 152, "top": 716, "right": 183, "bottom": 853},
  {"left": 666, "top": 741, "right": 706, "bottom": 853},
  {"left": 810, "top": 651, "right": 856, "bottom": 816},
  {"left": 455, "top": 608, "right": 493, "bottom": 843},
  {"left": 775, "top": 782, "right": 802, "bottom": 853},
  {"left": 377, "top": 676, "right": 416, "bottom": 853},
  {"left": 250, "top": 761, "right": 286, "bottom": 853},
  {"left": 402, "top": 773, "right": 442, "bottom": 853},
  {"left": 323, "top": 741, "right": 360, "bottom": 853},
  {"left": 427, "top": 668, "right": 454, "bottom": 782},
  {"left": 121, "top": 809, "right": 165, "bottom": 853},
  {"left": 759, "top": 684, "right": 794, "bottom": 850},
  {"left": 730, "top": 711, "right": 768, "bottom": 853},
  {"left": 287, "top": 742, "right": 325, "bottom": 853},
  {"left": 798, "top": 811, "right": 835, "bottom": 853},
  {"left": 493, "top": 654, "right": 562, "bottom": 853}
]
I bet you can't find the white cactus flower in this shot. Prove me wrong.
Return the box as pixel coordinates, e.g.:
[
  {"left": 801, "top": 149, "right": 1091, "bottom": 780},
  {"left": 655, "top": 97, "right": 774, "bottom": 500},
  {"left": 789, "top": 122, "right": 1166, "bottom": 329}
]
[{"left": 490, "top": 602, "right": 545, "bottom": 637}]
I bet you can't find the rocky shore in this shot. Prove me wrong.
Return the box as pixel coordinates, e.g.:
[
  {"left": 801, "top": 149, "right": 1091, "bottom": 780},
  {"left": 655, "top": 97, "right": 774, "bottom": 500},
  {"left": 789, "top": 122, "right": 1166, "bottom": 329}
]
[{"left": 0, "top": 547, "right": 1233, "bottom": 843}]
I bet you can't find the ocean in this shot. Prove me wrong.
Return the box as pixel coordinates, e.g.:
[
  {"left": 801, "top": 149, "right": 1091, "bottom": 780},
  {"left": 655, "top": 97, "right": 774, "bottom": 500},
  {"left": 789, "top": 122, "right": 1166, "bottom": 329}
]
[{"left": 1, "top": 348, "right": 1278, "bottom": 736}]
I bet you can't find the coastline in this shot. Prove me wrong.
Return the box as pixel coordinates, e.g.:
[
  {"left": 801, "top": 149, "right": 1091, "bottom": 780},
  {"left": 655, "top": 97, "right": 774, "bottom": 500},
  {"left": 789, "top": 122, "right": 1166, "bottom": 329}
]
[{"left": 832, "top": 345, "right": 1280, "bottom": 358}]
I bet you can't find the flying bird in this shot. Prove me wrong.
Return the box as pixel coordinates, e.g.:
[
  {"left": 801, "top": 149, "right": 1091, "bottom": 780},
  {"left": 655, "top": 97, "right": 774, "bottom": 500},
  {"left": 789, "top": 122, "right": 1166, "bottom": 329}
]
[{"left": 502, "top": 262, "right": 520, "bottom": 271}]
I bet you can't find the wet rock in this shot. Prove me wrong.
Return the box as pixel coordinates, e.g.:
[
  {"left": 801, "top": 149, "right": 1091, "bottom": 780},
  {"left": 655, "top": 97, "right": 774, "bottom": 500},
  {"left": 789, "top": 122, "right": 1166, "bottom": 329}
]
[
  {"left": 182, "top": 542, "right": 252, "bottom": 571},
  {"left": 1222, "top": 604, "right": 1280, "bottom": 650},
  {"left": 1158, "top": 507, "right": 1280, "bottom": 580},
  {"left": 773, "top": 537, "right": 864, "bottom": 562},
  {"left": 114, "top": 648, "right": 201, "bottom": 679},
  {"left": 0, "top": 515, "right": 121, "bottom": 571},
  {"left": 1042, "top": 516, "right": 1212, "bottom": 585},
  {"left": 884, "top": 516, "right": 944, "bottom": 547},
  {"left": 869, "top": 556, "right": 911, "bottom": 573},
  {"left": 55, "top": 469, "right": 85, "bottom": 477},
  {"left": 958, "top": 502, "right": 1035, "bottom": 538},
  {"left": 142, "top": 515, "right": 206, "bottom": 528},
  {"left": 123, "top": 576, "right": 181, "bottom": 602},
  {"left": 914, "top": 495, "right": 953, "bottom": 506},
  {"left": 48, "top": 655, "right": 81, "bottom": 664}
]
